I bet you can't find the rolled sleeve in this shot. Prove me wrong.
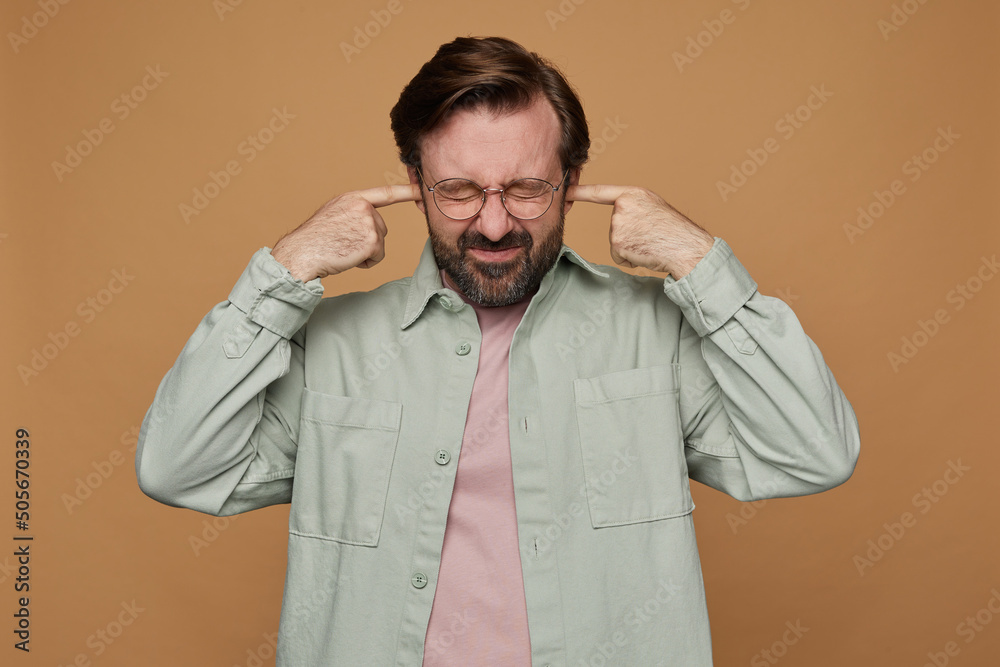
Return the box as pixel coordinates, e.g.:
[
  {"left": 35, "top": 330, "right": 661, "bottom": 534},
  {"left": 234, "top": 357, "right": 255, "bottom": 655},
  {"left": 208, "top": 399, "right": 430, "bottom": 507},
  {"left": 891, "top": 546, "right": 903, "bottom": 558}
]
[
  {"left": 662, "top": 238, "right": 758, "bottom": 337},
  {"left": 227, "top": 248, "right": 324, "bottom": 339}
]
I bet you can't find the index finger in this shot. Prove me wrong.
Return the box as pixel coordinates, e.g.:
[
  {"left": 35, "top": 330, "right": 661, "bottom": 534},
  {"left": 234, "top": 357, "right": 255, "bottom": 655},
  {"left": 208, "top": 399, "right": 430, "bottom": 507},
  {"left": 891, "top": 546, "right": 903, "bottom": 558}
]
[
  {"left": 565, "top": 184, "right": 630, "bottom": 205},
  {"left": 356, "top": 184, "right": 423, "bottom": 208}
]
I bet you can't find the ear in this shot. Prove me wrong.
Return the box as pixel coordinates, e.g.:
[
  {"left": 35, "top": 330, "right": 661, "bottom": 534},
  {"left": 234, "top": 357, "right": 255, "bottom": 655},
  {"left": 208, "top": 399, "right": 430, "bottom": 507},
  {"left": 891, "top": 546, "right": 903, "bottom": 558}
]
[
  {"left": 562, "top": 167, "right": 581, "bottom": 215},
  {"left": 406, "top": 166, "right": 427, "bottom": 214}
]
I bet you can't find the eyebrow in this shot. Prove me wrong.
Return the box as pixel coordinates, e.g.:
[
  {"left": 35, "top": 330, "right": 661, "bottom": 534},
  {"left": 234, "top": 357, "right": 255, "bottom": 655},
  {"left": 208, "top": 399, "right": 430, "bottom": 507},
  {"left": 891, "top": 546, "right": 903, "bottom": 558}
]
[{"left": 424, "top": 170, "right": 562, "bottom": 186}]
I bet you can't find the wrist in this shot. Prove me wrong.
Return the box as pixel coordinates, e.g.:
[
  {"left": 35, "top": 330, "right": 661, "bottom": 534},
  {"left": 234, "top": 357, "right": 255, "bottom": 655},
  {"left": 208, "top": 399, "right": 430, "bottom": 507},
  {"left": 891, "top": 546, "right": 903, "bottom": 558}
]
[
  {"left": 667, "top": 233, "right": 715, "bottom": 279},
  {"left": 270, "top": 244, "right": 319, "bottom": 283}
]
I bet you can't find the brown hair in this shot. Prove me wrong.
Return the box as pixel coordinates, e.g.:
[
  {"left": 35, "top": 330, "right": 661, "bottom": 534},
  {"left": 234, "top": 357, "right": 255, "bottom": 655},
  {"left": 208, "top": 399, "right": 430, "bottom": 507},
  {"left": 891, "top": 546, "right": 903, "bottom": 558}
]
[{"left": 389, "top": 36, "right": 590, "bottom": 176}]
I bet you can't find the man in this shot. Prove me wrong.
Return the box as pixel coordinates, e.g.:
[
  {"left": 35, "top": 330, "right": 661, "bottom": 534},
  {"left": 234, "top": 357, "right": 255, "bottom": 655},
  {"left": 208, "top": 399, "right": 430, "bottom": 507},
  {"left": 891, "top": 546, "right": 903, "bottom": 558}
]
[{"left": 136, "top": 36, "right": 860, "bottom": 665}]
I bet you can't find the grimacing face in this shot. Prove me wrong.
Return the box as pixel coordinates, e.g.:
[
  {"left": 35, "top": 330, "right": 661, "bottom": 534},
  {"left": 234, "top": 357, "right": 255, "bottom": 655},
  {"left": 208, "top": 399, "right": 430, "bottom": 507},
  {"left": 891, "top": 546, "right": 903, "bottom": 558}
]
[{"left": 407, "top": 97, "right": 579, "bottom": 307}]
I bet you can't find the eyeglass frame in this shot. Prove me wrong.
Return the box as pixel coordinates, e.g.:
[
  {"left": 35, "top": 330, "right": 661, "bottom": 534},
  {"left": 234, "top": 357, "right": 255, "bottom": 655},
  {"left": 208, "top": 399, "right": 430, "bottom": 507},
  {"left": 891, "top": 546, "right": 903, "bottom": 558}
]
[{"left": 415, "top": 166, "right": 570, "bottom": 221}]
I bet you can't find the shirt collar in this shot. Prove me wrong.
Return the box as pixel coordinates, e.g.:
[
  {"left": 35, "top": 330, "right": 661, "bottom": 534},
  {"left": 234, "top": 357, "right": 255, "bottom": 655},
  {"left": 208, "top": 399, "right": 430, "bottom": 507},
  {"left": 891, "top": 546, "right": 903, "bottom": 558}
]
[{"left": 401, "top": 238, "right": 609, "bottom": 329}]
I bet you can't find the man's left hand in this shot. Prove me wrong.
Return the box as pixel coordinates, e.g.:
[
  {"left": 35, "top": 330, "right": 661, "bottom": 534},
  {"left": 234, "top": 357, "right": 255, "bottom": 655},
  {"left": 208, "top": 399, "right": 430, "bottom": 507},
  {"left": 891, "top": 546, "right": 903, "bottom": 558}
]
[{"left": 567, "top": 184, "right": 715, "bottom": 279}]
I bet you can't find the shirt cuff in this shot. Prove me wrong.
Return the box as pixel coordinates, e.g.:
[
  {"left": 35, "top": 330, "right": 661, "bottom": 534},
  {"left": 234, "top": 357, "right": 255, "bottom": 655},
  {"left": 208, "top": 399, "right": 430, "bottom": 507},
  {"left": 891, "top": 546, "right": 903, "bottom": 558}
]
[
  {"left": 662, "top": 238, "right": 758, "bottom": 337},
  {"left": 227, "top": 248, "right": 324, "bottom": 339}
]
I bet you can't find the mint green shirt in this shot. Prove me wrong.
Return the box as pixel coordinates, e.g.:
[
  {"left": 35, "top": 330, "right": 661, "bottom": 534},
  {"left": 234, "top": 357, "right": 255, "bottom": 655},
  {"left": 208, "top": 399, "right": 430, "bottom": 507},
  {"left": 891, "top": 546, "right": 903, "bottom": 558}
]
[{"left": 136, "top": 237, "right": 860, "bottom": 666}]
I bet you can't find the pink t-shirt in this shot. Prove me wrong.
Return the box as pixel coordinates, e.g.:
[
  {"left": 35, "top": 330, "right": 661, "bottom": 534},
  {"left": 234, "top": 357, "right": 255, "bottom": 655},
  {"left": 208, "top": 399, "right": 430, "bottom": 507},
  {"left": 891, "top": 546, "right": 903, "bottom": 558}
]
[{"left": 422, "top": 272, "right": 534, "bottom": 665}]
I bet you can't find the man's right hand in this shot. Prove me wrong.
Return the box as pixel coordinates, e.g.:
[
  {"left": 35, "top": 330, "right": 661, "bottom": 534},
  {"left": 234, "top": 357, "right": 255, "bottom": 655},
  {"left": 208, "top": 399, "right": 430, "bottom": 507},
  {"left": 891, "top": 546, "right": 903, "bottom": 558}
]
[{"left": 271, "top": 184, "right": 422, "bottom": 282}]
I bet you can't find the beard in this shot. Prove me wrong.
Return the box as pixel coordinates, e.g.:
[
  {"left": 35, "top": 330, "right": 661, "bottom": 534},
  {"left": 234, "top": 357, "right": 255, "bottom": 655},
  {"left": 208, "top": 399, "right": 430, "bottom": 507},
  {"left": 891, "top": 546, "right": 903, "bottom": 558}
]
[{"left": 426, "top": 205, "right": 566, "bottom": 307}]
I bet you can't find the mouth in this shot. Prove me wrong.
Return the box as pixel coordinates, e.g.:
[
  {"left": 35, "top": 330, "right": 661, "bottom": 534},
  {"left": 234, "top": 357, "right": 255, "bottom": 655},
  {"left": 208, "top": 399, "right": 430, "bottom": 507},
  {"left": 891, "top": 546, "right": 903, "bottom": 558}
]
[{"left": 466, "top": 246, "right": 523, "bottom": 262}]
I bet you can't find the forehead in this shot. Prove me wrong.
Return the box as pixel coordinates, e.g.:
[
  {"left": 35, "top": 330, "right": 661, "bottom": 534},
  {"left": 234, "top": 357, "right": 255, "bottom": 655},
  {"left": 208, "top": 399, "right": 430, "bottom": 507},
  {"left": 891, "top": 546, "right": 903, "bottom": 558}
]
[{"left": 419, "top": 97, "right": 562, "bottom": 183}]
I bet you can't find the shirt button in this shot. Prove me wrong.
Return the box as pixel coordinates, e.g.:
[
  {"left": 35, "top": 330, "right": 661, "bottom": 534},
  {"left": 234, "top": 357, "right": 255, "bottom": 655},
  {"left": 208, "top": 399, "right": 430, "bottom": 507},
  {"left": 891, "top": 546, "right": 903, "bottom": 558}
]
[
  {"left": 434, "top": 449, "right": 451, "bottom": 465},
  {"left": 411, "top": 572, "right": 428, "bottom": 589},
  {"left": 455, "top": 341, "right": 471, "bottom": 356},
  {"left": 439, "top": 296, "right": 453, "bottom": 309}
]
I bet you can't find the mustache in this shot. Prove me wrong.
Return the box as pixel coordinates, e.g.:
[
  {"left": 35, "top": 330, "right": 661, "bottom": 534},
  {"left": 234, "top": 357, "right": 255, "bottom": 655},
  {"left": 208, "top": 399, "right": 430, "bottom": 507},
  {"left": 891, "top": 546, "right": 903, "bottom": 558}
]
[{"left": 459, "top": 230, "right": 533, "bottom": 252}]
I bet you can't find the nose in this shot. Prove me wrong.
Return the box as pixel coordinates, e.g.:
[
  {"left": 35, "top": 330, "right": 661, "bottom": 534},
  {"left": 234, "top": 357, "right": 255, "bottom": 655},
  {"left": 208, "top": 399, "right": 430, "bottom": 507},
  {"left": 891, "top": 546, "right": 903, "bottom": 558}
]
[{"left": 473, "top": 188, "right": 516, "bottom": 241}]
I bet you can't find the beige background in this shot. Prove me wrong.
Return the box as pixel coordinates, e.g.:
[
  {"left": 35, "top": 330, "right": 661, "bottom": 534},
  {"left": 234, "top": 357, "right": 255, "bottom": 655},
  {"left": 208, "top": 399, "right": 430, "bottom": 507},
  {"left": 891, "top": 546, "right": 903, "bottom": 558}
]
[{"left": 3, "top": 0, "right": 998, "bottom": 664}]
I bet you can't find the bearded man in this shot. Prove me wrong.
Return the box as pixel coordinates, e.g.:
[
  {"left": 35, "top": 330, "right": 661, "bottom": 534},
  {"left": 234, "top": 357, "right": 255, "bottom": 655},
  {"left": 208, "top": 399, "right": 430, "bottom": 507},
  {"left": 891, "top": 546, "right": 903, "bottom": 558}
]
[{"left": 136, "top": 35, "right": 860, "bottom": 666}]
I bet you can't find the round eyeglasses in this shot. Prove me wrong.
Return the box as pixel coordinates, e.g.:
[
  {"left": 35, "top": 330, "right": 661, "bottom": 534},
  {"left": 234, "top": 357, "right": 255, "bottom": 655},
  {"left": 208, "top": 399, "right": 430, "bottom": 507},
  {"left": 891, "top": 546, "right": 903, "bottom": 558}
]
[{"left": 417, "top": 168, "right": 568, "bottom": 221}]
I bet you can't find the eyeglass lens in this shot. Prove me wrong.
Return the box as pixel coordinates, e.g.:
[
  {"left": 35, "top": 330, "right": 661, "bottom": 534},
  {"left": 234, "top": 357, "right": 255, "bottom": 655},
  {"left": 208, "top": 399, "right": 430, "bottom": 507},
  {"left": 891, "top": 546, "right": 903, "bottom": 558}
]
[{"left": 433, "top": 178, "right": 555, "bottom": 220}]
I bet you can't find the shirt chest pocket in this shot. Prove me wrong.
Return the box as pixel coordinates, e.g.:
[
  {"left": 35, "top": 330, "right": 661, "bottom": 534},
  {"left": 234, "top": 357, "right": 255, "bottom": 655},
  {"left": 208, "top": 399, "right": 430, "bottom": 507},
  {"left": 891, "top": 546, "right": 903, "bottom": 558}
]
[
  {"left": 573, "top": 364, "right": 694, "bottom": 528},
  {"left": 290, "top": 389, "right": 402, "bottom": 546}
]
